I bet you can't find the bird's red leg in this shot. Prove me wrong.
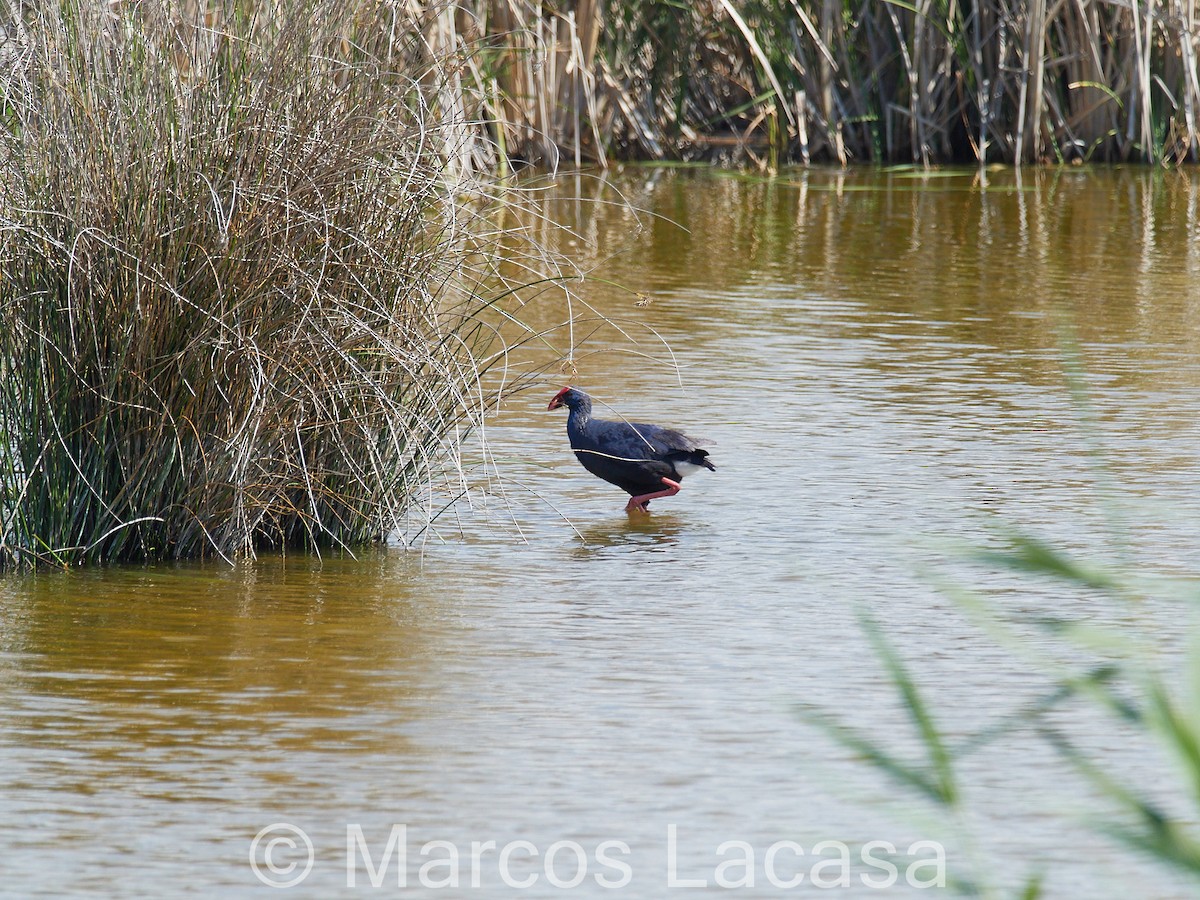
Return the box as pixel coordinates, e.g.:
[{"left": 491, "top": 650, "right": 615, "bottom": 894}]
[{"left": 625, "top": 478, "right": 682, "bottom": 514}]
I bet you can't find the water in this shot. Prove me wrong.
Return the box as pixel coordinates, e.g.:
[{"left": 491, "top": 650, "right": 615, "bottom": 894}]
[{"left": 3, "top": 167, "right": 1200, "bottom": 897}]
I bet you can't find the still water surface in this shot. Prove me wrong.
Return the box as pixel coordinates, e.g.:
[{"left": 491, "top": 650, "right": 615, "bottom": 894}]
[{"left": 3, "top": 168, "right": 1200, "bottom": 897}]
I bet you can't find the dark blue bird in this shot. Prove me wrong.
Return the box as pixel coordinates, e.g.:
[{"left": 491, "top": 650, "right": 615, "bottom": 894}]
[{"left": 547, "top": 386, "right": 715, "bottom": 513}]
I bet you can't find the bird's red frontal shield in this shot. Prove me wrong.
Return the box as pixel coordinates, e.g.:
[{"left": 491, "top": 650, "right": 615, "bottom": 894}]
[{"left": 547, "top": 386, "right": 572, "bottom": 410}]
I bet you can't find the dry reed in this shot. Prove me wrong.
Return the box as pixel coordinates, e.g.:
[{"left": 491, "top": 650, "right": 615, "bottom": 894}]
[{"left": 458, "top": 0, "right": 1200, "bottom": 166}]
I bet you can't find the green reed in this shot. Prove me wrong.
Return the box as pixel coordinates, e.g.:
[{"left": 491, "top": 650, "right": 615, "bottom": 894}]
[{"left": 805, "top": 529, "right": 1200, "bottom": 897}]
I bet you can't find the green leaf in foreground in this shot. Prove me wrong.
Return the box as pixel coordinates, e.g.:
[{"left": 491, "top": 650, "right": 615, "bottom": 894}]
[
  {"left": 971, "top": 532, "right": 1120, "bottom": 592},
  {"left": 801, "top": 611, "right": 958, "bottom": 806}
]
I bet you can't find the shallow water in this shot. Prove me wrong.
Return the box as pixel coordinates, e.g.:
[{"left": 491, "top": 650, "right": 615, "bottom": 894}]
[{"left": 3, "top": 167, "right": 1200, "bottom": 897}]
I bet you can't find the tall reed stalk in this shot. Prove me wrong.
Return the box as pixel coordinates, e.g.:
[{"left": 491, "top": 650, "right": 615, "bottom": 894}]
[
  {"left": 457, "top": 0, "right": 1200, "bottom": 165},
  {"left": 0, "top": 0, "right": 558, "bottom": 566}
]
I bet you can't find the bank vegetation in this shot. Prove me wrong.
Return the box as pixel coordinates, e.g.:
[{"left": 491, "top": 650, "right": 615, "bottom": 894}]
[
  {"left": 457, "top": 0, "right": 1200, "bottom": 166},
  {"left": 0, "top": 0, "right": 569, "bottom": 566}
]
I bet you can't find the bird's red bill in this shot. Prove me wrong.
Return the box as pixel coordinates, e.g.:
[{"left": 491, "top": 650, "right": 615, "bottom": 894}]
[{"left": 547, "top": 386, "right": 571, "bottom": 410}]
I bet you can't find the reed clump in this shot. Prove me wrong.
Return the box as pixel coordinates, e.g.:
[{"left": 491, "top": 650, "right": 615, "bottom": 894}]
[
  {"left": 460, "top": 0, "right": 1200, "bottom": 166},
  {"left": 0, "top": 0, "right": 547, "bottom": 566}
]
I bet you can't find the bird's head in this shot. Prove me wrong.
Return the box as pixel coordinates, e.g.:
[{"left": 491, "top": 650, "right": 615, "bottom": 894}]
[{"left": 547, "top": 386, "right": 586, "bottom": 411}]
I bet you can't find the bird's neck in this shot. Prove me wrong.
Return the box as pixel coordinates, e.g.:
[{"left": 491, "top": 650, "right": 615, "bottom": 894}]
[{"left": 566, "top": 398, "right": 592, "bottom": 432}]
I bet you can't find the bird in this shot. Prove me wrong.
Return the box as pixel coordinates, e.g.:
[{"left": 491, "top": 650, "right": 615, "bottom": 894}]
[{"left": 547, "top": 386, "right": 715, "bottom": 513}]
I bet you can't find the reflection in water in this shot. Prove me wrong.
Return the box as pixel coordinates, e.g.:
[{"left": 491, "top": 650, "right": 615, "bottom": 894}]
[
  {"left": 573, "top": 514, "right": 687, "bottom": 554},
  {"left": 0, "top": 553, "right": 497, "bottom": 893},
  {"left": 3, "top": 170, "right": 1200, "bottom": 898},
  {"left": 517, "top": 166, "right": 1200, "bottom": 367},
  {"left": 1, "top": 556, "right": 442, "bottom": 768}
]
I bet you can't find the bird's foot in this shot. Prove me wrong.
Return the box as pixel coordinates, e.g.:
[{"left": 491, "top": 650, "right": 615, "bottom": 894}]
[{"left": 625, "top": 478, "right": 681, "bottom": 513}]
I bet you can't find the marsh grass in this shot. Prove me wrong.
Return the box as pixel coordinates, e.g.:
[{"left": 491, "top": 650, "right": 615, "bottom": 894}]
[
  {"left": 454, "top": 0, "right": 1200, "bottom": 166},
  {"left": 0, "top": 0, "right": 575, "bottom": 567}
]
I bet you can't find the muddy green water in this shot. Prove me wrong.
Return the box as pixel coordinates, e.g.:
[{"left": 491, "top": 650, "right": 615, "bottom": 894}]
[{"left": 3, "top": 168, "right": 1200, "bottom": 898}]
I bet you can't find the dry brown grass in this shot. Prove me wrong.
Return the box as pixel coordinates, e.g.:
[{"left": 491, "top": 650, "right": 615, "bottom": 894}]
[
  {"left": 453, "top": 0, "right": 1200, "bottom": 166},
  {"left": 0, "top": 0, "right": 572, "bottom": 566}
]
